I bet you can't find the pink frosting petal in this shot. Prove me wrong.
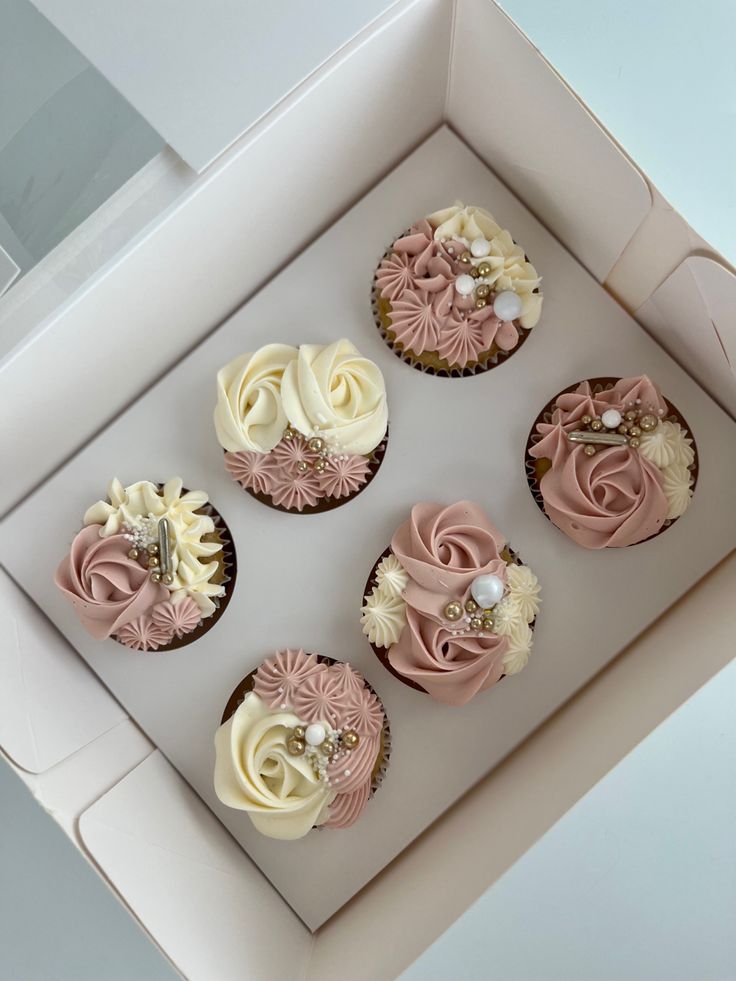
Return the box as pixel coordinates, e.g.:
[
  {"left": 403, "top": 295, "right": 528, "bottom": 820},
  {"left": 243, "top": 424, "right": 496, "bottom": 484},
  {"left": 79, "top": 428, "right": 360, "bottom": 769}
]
[
  {"left": 290, "top": 669, "right": 346, "bottom": 729},
  {"left": 376, "top": 252, "right": 414, "bottom": 302},
  {"left": 341, "top": 686, "right": 385, "bottom": 738},
  {"left": 151, "top": 597, "right": 202, "bottom": 638},
  {"left": 55, "top": 527, "right": 168, "bottom": 639},
  {"left": 253, "top": 649, "right": 326, "bottom": 710},
  {"left": 389, "top": 290, "right": 441, "bottom": 356},
  {"left": 323, "top": 782, "right": 371, "bottom": 830},
  {"left": 225, "top": 451, "right": 277, "bottom": 495},
  {"left": 269, "top": 470, "right": 322, "bottom": 512},
  {"left": 316, "top": 454, "right": 370, "bottom": 499},
  {"left": 389, "top": 606, "right": 508, "bottom": 706},
  {"left": 269, "top": 435, "right": 319, "bottom": 475},
  {"left": 116, "top": 615, "right": 172, "bottom": 651}
]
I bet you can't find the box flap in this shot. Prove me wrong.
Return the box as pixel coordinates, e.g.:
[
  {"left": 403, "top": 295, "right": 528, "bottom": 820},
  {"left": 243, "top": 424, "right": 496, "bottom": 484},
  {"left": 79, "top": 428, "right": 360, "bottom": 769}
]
[
  {"left": 637, "top": 256, "right": 736, "bottom": 419},
  {"left": 0, "top": 567, "right": 126, "bottom": 772},
  {"left": 448, "top": 0, "right": 652, "bottom": 284},
  {"left": 79, "top": 752, "right": 311, "bottom": 980}
]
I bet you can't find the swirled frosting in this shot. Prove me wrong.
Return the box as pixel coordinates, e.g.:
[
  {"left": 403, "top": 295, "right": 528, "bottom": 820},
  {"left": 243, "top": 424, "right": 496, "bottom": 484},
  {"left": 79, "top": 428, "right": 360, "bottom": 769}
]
[
  {"left": 375, "top": 203, "right": 543, "bottom": 370},
  {"left": 217, "top": 652, "right": 388, "bottom": 836},
  {"left": 361, "top": 585, "right": 407, "bottom": 648},
  {"left": 374, "top": 502, "right": 540, "bottom": 706},
  {"left": 214, "top": 343, "right": 298, "bottom": 453},
  {"left": 55, "top": 528, "right": 168, "bottom": 639},
  {"left": 530, "top": 377, "right": 695, "bottom": 548},
  {"left": 281, "top": 340, "right": 388, "bottom": 455}
]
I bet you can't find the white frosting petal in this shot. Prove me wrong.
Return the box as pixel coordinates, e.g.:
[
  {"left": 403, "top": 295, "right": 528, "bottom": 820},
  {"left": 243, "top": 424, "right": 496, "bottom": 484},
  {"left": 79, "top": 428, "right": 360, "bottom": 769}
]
[
  {"left": 361, "top": 584, "right": 406, "bottom": 648},
  {"left": 214, "top": 343, "right": 298, "bottom": 453},
  {"left": 281, "top": 339, "right": 388, "bottom": 455},
  {"left": 501, "top": 619, "right": 533, "bottom": 676},
  {"left": 505, "top": 563, "right": 541, "bottom": 623},
  {"left": 491, "top": 596, "right": 525, "bottom": 637},
  {"left": 214, "top": 693, "right": 334, "bottom": 840},
  {"left": 639, "top": 420, "right": 694, "bottom": 470},
  {"left": 428, "top": 203, "right": 503, "bottom": 243},
  {"left": 375, "top": 554, "right": 409, "bottom": 598},
  {"left": 661, "top": 462, "right": 694, "bottom": 519}
]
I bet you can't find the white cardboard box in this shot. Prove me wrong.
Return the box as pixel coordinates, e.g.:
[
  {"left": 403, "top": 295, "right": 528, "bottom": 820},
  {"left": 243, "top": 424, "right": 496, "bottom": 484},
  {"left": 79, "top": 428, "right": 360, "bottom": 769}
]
[{"left": 1, "top": 0, "right": 735, "bottom": 976}]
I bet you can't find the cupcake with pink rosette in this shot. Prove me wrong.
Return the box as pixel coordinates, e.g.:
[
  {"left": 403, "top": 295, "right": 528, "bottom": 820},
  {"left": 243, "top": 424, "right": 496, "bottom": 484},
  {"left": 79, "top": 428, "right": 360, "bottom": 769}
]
[
  {"left": 55, "top": 477, "right": 235, "bottom": 651},
  {"left": 526, "top": 375, "right": 698, "bottom": 549},
  {"left": 373, "top": 202, "right": 542, "bottom": 377},
  {"left": 360, "top": 502, "right": 541, "bottom": 706},
  {"left": 214, "top": 650, "right": 390, "bottom": 839},
  {"left": 214, "top": 340, "right": 389, "bottom": 513}
]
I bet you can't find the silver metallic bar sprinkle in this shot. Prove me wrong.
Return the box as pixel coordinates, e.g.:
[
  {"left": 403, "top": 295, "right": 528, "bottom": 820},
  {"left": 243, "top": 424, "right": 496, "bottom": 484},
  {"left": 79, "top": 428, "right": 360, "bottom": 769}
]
[
  {"left": 158, "top": 518, "right": 171, "bottom": 577},
  {"left": 568, "top": 430, "right": 629, "bottom": 446}
]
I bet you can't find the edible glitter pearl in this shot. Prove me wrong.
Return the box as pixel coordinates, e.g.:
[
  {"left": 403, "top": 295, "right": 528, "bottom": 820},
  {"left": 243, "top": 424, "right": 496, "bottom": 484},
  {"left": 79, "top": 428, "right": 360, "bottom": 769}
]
[
  {"left": 455, "top": 274, "right": 475, "bottom": 296},
  {"left": 471, "top": 574, "right": 504, "bottom": 609},
  {"left": 305, "top": 724, "right": 326, "bottom": 746},
  {"left": 470, "top": 236, "right": 491, "bottom": 257},
  {"left": 601, "top": 409, "right": 622, "bottom": 429},
  {"left": 492, "top": 290, "right": 523, "bottom": 322}
]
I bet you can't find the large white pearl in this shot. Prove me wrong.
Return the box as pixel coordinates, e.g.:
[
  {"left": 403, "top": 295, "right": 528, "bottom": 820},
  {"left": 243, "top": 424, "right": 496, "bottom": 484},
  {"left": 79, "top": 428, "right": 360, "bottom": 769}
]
[
  {"left": 601, "top": 409, "right": 622, "bottom": 429},
  {"left": 305, "top": 724, "right": 326, "bottom": 746},
  {"left": 470, "top": 574, "right": 504, "bottom": 609},
  {"left": 470, "top": 237, "right": 491, "bottom": 258},
  {"left": 455, "top": 274, "right": 475, "bottom": 296},
  {"left": 492, "top": 290, "right": 523, "bottom": 322}
]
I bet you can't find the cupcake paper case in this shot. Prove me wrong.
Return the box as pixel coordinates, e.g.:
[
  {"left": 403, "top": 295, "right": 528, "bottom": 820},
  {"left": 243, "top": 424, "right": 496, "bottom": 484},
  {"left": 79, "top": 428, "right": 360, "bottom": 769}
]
[
  {"left": 373, "top": 202, "right": 542, "bottom": 376},
  {"left": 526, "top": 375, "right": 698, "bottom": 549},
  {"left": 215, "top": 339, "right": 389, "bottom": 513},
  {"left": 54, "top": 477, "right": 235, "bottom": 651},
  {"left": 214, "top": 651, "right": 389, "bottom": 840},
  {"left": 361, "top": 502, "right": 541, "bottom": 706}
]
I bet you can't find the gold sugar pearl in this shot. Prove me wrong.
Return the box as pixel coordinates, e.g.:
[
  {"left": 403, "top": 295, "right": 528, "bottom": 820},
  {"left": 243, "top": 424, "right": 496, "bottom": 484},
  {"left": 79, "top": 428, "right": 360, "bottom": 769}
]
[
  {"left": 581, "top": 415, "right": 592, "bottom": 426},
  {"left": 465, "top": 599, "right": 478, "bottom": 614},
  {"left": 321, "top": 739, "right": 337, "bottom": 757},
  {"left": 469, "top": 616, "right": 483, "bottom": 630},
  {"left": 628, "top": 437, "right": 641, "bottom": 448},
  {"left": 639, "top": 414, "right": 658, "bottom": 432},
  {"left": 283, "top": 428, "right": 295, "bottom": 440},
  {"left": 477, "top": 261, "right": 492, "bottom": 278},
  {"left": 625, "top": 410, "right": 638, "bottom": 422},
  {"left": 476, "top": 283, "right": 491, "bottom": 299},
  {"left": 293, "top": 725, "right": 305, "bottom": 739},
  {"left": 589, "top": 418, "right": 603, "bottom": 431},
  {"left": 128, "top": 548, "right": 139, "bottom": 560},
  {"left": 475, "top": 298, "right": 487, "bottom": 310},
  {"left": 296, "top": 460, "right": 309, "bottom": 473},
  {"left": 342, "top": 730, "right": 359, "bottom": 749},
  {"left": 308, "top": 437, "right": 324, "bottom": 452},
  {"left": 147, "top": 555, "right": 159, "bottom": 568},
  {"left": 162, "top": 573, "right": 174, "bottom": 586},
  {"left": 459, "top": 251, "right": 472, "bottom": 265},
  {"left": 147, "top": 543, "right": 159, "bottom": 555},
  {"left": 483, "top": 609, "right": 494, "bottom": 616},
  {"left": 470, "top": 265, "right": 481, "bottom": 279},
  {"left": 445, "top": 601, "right": 463, "bottom": 621},
  {"left": 287, "top": 737, "right": 306, "bottom": 757},
  {"left": 150, "top": 572, "right": 162, "bottom": 583},
  {"left": 618, "top": 425, "right": 629, "bottom": 435},
  {"left": 583, "top": 444, "right": 597, "bottom": 456},
  {"left": 628, "top": 425, "right": 642, "bottom": 438},
  {"left": 313, "top": 458, "right": 327, "bottom": 472},
  {"left": 482, "top": 617, "right": 494, "bottom": 631}
]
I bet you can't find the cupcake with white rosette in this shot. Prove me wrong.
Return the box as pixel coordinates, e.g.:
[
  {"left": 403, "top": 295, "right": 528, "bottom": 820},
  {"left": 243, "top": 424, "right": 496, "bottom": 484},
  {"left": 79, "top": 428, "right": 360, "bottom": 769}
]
[
  {"left": 215, "top": 340, "right": 389, "bottom": 513},
  {"left": 214, "top": 650, "right": 390, "bottom": 839},
  {"left": 526, "top": 375, "right": 698, "bottom": 548},
  {"left": 55, "top": 477, "right": 235, "bottom": 651},
  {"left": 361, "top": 502, "right": 541, "bottom": 706},
  {"left": 373, "top": 202, "right": 542, "bottom": 377}
]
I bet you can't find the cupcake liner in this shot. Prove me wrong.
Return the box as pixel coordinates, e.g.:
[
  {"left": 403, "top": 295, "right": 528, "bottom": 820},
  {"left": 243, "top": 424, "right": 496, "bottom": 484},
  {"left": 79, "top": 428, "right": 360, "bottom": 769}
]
[
  {"left": 371, "top": 233, "right": 538, "bottom": 378},
  {"left": 363, "top": 544, "right": 536, "bottom": 695},
  {"left": 525, "top": 377, "right": 699, "bottom": 546},
  {"left": 113, "top": 486, "right": 236, "bottom": 653},
  {"left": 221, "top": 654, "right": 390, "bottom": 799},
  {"left": 228, "top": 426, "right": 389, "bottom": 516}
]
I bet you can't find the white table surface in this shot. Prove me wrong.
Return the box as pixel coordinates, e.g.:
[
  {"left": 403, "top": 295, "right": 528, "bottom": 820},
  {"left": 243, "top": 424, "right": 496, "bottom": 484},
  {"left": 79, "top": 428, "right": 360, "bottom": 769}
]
[{"left": 2, "top": 1, "right": 734, "bottom": 978}]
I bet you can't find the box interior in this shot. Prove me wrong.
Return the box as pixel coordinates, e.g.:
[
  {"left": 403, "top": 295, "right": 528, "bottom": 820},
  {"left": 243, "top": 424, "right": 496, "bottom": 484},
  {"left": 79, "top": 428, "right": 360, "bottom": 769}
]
[{"left": 3, "top": 126, "right": 736, "bottom": 930}]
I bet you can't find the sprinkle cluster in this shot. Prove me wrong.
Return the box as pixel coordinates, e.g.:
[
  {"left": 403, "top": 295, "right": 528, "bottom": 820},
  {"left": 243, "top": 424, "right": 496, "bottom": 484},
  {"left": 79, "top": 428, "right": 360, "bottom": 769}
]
[{"left": 284, "top": 722, "right": 360, "bottom": 786}]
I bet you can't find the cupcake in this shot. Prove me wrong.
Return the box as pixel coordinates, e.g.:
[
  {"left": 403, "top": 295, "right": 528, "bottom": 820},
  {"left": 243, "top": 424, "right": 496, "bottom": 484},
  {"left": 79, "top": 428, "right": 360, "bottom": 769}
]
[
  {"left": 55, "top": 477, "right": 235, "bottom": 651},
  {"left": 214, "top": 650, "right": 389, "bottom": 839},
  {"left": 215, "top": 339, "right": 389, "bottom": 513},
  {"left": 360, "top": 502, "right": 541, "bottom": 706},
  {"left": 526, "top": 375, "right": 698, "bottom": 548},
  {"left": 373, "top": 202, "right": 542, "bottom": 377}
]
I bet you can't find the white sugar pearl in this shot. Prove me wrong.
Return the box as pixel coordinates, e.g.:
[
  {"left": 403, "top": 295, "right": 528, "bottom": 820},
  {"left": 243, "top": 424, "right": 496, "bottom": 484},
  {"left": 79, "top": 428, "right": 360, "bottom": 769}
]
[
  {"left": 601, "top": 409, "right": 622, "bottom": 429},
  {"left": 470, "top": 236, "right": 491, "bottom": 257},
  {"left": 471, "top": 574, "right": 504, "bottom": 609},
  {"left": 455, "top": 274, "right": 475, "bottom": 296},
  {"left": 305, "top": 724, "right": 326, "bottom": 746},
  {"left": 492, "top": 290, "right": 523, "bottom": 322}
]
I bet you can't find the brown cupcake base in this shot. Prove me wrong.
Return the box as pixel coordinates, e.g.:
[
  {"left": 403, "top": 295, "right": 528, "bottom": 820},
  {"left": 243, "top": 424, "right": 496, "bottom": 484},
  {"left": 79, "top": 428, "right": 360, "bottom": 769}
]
[
  {"left": 228, "top": 428, "right": 389, "bottom": 515},
  {"left": 362, "top": 545, "right": 536, "bottom": 696},
  {"left": 112, "top": 486, "right": 236, "bottom": 653},
  {"left": 525, "top": 377, "right": 699, "bottom": 547},
  {"left": 221, "top": 654, "right": 391, "bottom": 797}
]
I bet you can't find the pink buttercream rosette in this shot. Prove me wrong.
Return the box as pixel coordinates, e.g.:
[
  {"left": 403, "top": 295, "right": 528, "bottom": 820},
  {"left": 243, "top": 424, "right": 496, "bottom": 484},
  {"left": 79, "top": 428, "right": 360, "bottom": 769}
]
[
  {"left": 526, "top": 376, "right": 698, "bottom": 549},
  {"left": 55, "top": 487, "right": 235, "bottom": 652},
  {"left": 373, "top": 218, "right": 536, "bottom": 376},
  {"left": 221, "top": 651, "right": 390, "bottom": 832},
  {"left": 366, "top": 502, "right": 535, "bottom": 707}
]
